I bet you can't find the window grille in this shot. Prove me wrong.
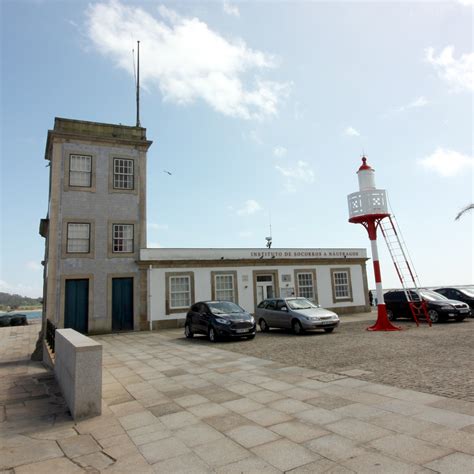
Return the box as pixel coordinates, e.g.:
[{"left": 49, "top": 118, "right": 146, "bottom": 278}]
[
  {"left": 113, "top": 224, "right": 134, "bottom": 253},
  {"left": 67, "top": 223, "right": 90, "bottom": 253},
  {"left": 333, "top": 271, "right": 350, "bottom": 298},
  {"left": 170, "top": 276, "right": 191, "bottom": 308},
  {"left": 70, "top": 154, "right": 92, "bottom": 187},
  {"left": 215, "top": 274, "right": 235, "bottom": 302},
  {"left": 297, "top": 272, "right": 314, "bottom": 300},
  {"left": 113, "top": 158, "right": 134, "bottom": 190}
]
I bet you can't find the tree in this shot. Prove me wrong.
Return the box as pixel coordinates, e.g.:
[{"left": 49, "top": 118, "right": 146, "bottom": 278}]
[{"left": 455, "top": 204, "right": 474, "bottom": 221}]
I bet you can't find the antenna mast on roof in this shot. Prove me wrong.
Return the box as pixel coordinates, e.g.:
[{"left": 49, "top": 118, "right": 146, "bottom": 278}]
[{"left": 136, "top": 40, "right": 141, "bottom": 127}]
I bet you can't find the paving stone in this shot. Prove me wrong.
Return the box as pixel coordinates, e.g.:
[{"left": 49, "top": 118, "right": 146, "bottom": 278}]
[
  {"left": 174, "top": 394, "right": 209, "bottom": 407},
  {"left": 118, "top": 411, "right": 158, "bottom": 430},
  {"left": 251, "top": 438, "right": 319, "bottom": 471},
  {"left": 370, "top": 412, "right": 441, "bottom": 436},
  {"left": 268, "top": 398, "right": 314, "bottom": 414},
  {"left": 269, "top": 420, "right": 329, "bottom": 443},
  {"left": 305, "top": 394, "right": 353, "bottom": 410},
  {"left": 14, "top": 457, "right": 84, "bottom": 473},
  {"left": 424, "top": 452, "right": 474, "bottom": 473},
  {"left": 215, "top": 455, "right": 281, "bottom": 473},
  {"left": 324, "top": 418, "right": 393, "bottom": 443},
  {"left": 109, "top": 400, "right": 147, "bottom": 417},
  {"left": 341, "top": 451, "right": 421, "bottom": 473},
  {"left": 243, "top": 407, "right": 293, "bottom": 427},
  {"left": 58, "top": 434, "right": 101, "bottom": 458},
  {"left": 174, "top": 422, "right": 225, "bottom": 447},
  {"left": 225, "top": 424, "right": 281, "bottom": 448},
  {"left": 104, "top": 453, "right": 153, "bottom": 473},
  {"left": 193, "top": 438, "right": 251, "bottom": 467},
  {"left": 150, "top": 452, "right": 211, "bottom": 473},
  {"left": 369, "top": 433, "right": 453, "bottom": 464},
  {"left": 246, "top": 389, "right": 286, "bottom": 404},
  {"left": 413, "top": 406, "right": 474, "bottom": 429},
  {"left": 159, "top": 410, "right": 200, "bottom": 429},
  {"left": 259, "top": 380, "right": 295, "bottom": 392},
  {"left": 295, "top": 407, "right": 343, "bottom": 426},
  {"left": 287, "top": 458, "right": 340, "bottom": 473},
  {"left": 28, "top": 427, "right": 77, "bottom": 441},
  {"left": 138, "top": 436, "right": 191, "bottom": 464},
  {"left": 148, "top": 401, "right": 183, "bottom": 417},
  {"left": 127, "top": 422, "right": 170, "bottom": 446},
  {"left": 305, "top": 434, "right": 366, "bottom": 462},
  {"left": 187, "top": 401, "right": 230, "bottom": 418},
  {"left": 204, "top": 412, "right": 250, "bottom": 432},
  {"left": 75, "top": 451, "right": 115, "bottom": 470},
  {"left": 417, "top": 425, "right": 474, "bottom": 455},
  {"left": 195, "top": 387, "right": 242, "bottom": 403},
  {"left": 98, "top": 433, "right": 131, "bottom": 449},
  {"left": 222, "top": 397, "right": 266, "bottom": 414},
  {"left": 226, "top": 382, "right": 262, "bottom": 395}
]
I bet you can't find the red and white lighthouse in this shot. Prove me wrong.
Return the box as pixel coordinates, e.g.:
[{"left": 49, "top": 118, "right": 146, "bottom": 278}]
[{"left": 347, "top": 157, "right": 401, "bottom": 331}]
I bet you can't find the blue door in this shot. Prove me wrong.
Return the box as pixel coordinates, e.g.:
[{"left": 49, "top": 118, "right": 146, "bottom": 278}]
[
  {"left": 64, "top": 279, "right": 89, "bottom": 334},
  {"left": 112, "top": 278, "right": 134, "bottom": 331}
]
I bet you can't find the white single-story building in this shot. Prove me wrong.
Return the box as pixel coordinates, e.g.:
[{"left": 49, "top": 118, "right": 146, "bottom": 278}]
[{"left": 140, "top": 247, "right": 370, "bottom": 329}]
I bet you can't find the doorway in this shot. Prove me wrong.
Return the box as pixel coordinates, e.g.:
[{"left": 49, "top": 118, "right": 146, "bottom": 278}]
[
  {"left": 112, "top": 277, "right": 134, "bottom": 331},
  {"left": 64, "top": 279, "right": 89, "bottom": 334},
  {"left": 254, "top": 270, "right": 279, "bottom": 309}
]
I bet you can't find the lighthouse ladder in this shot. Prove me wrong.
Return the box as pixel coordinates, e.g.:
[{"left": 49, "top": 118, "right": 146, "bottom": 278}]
[{"left": 379, "top": 215, "right": 431, "bottom": 326}]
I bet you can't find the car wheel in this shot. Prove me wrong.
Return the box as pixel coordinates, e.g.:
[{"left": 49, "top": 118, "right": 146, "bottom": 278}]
[
  {"left": 454, "top": 316, "right": 465, "bottom": 322},
  {"left": 292, "top": 320, "right": 304, "bottom": 335},
  {"left": 324, "top": 328, "right": 334, "bottom": 333},
  {"left": 184, "top": 323, "right": 194, "bottom": 338},
  {"left": 208, "top": 326, "right": 219, "bottom": 342},
  {"left": 259, "top": 319, "right": 270, "bottom": 332},
  {"left": 387, "top": 309, "right": 397, "bottom": 321},
  {"left": 428, "top": 309, "right": 440, "bottom": 324}
]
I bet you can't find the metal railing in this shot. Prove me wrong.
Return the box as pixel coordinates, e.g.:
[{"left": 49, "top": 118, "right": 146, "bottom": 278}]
[{"left": 46, "top": 319, "right": 56, "bottom": 353}]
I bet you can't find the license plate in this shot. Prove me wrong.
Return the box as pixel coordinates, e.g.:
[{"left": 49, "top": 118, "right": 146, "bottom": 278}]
[
  {"left": 321, "top": 321, "right": 333, "bottom": 325},
  {"left": 236, "top": 329, "right": 249, "bottom": 333},
  {"left": 460, "top": 309, "right": 469, "bottom": 313}
]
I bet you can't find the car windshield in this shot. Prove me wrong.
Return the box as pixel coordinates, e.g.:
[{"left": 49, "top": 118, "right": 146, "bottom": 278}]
[
  {"left": 419, "top": 290, "right": 448, "bottom": 302},
  {"left": 208, "top": 301, "right": 245, "bottom": 315},
  {"left": 286, "top": 298, "right": 318, "bottom": 310},
  {"left": 460, "top": 288, "right": 474, "bottom": 297}
]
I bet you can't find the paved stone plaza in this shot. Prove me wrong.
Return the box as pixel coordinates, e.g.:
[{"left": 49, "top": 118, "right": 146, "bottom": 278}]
[{"left": 1, "top": 321, "right": 474, "bottom": 473}]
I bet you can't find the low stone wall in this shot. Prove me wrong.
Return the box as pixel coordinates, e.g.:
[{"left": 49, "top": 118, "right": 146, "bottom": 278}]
[{"left": 54, "top": 329, "right": 102, "bottom": 420}]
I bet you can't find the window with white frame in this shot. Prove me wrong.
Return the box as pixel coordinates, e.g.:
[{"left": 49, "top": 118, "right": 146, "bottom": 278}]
[
  {"left": 113, "top": 158, "right": 134, "bottom": 190},
  {"left": 69, "top": 154, "right": 92, "bottom": 187},
  {"left": 169, "top": 276, "right": 191, "bottom": 309},
  {"left": 67, "top": 223, "right": 90, "bottom": 253},
  {"left": 332, "top": 270, "right": 351, "bottom": 299},
  {"left": 297, "top": 272, "right": 314, "bottom": 300},
  {"left": 215, "top": 274, "right": 235, "bottom": 302},
  {"left": 112, "top": 224, "right": 134, "bottom": 253}
]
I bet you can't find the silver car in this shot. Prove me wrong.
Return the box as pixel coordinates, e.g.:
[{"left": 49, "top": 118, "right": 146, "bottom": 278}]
[{"left": 255, "top": 297, "right": 340, "bottom": 334}]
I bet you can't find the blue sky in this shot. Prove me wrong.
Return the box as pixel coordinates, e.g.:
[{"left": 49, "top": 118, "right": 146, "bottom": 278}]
[{"left": 1, "top": 0, "right": 473, "bottom": 298}]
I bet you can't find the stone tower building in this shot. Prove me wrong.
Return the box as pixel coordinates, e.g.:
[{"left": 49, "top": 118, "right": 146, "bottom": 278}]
[{"left": 39, "top": 118, "right": 152, "bottom": 334}]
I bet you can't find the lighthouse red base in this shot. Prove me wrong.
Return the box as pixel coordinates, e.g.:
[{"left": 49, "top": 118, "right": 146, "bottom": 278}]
[{"left": 367, "top": 304, "right": 401, "bottom": 331}]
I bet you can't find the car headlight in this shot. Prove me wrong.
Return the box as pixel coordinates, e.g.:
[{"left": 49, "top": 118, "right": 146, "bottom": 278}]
[
  {"left": 439, "top": 306, "right": 453, "bottom": 311},
  {"left": 215, "top": 318, "right": 231, "bottom": 325},
  {"left": 249, "top": 316, "right": 255, "bottom": 324}
]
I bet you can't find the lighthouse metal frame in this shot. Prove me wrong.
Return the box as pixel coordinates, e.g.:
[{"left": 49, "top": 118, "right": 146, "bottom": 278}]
[{"left": 348, "top": 158, "right": 401, "bottom": 331}]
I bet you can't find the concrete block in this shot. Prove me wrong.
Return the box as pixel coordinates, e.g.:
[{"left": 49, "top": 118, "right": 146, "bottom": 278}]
[{"left": 54, "top": 329, "right": 102, "bottom": 420}]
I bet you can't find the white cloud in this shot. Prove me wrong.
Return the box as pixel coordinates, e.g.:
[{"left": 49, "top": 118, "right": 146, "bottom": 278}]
[
  {"left": 0, "top": 280, "right": 42, "bottom": 298},
  {"left": 26, "top": 261, "right": 42, "bottom": 272},
  {"left": 86, "top": 1, "right": 289, "bottom": 119},
  {"left": 419, "top": 148, "right": 474, "bottom": 177},
  {"left": 425, "top": 46, "right": 474, "bottom": 92},
  {"left": 273, "top": 146, "right": 287, "bottom": 157},
  {"left": 237, "top": 199, "right": 263, "bottom": 216},
  {"left": 397, "top": 96, "right": 429, "bottom": 112},
  {"left": 344, "top": 126, "right": 360, "bottom": 137},
  {"left": 223, "top": 1, "right": 240, "bottom": 17},
  {"left": 148, "top": 223, "right": 169, "bottom": 231},
  {"left": 275, "top": 160, "right": 315, "bottom": 192}
]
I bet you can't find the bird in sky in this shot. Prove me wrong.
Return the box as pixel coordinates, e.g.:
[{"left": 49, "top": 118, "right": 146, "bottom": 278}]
[{"left": 163, "top": 170, "right": 172, "bottom": 175}]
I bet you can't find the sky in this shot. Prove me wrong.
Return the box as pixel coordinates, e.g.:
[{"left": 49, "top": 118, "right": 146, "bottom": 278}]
[{"left": 1, "top": 0, "right": 473, "bottom": 298}]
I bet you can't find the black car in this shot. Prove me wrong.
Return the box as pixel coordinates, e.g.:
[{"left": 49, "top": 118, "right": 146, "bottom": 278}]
[
  {"left": 185, "top": 301, "right": 256, "bottom": 342},
  {"left": 434, "top": 287, "right": 474, "bottom": 314},
  {"left": 384, "top": 289, "right": 471, "bottom": 323}
]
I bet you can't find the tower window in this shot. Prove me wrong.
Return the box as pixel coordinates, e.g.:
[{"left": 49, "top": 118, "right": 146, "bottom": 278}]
[
  {"left": 67, "top": 223, "right": 90, "bottom": 253},
  {"left": 112, "top": 224, "right": 134, "bottom": 253},
  {"left": 69, "top": 154, "right": 92, "bottom": 187},
  {"left": 113, "top": 158, "right": 134, "bottom": 190}
]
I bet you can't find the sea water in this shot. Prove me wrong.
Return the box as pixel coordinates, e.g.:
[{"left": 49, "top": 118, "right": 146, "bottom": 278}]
[{"left": 0, "top": 310, "right": 41, "bottom": 320}]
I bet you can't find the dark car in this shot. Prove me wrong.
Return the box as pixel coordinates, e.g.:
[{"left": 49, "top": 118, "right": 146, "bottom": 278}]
[
  {"left": 384, "top": 289, "right": 471, "bottom": 323},
  {"left": 185, "top": 301, "right": 256, "bottom": 342},
  {"left": 434, "top": 287, "right": 474, "bottom": 314}
]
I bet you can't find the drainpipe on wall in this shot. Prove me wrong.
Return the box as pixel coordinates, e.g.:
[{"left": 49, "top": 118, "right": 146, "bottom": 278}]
[{"left": 147, "top": 265, "right": 152, "bottom": 331}]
